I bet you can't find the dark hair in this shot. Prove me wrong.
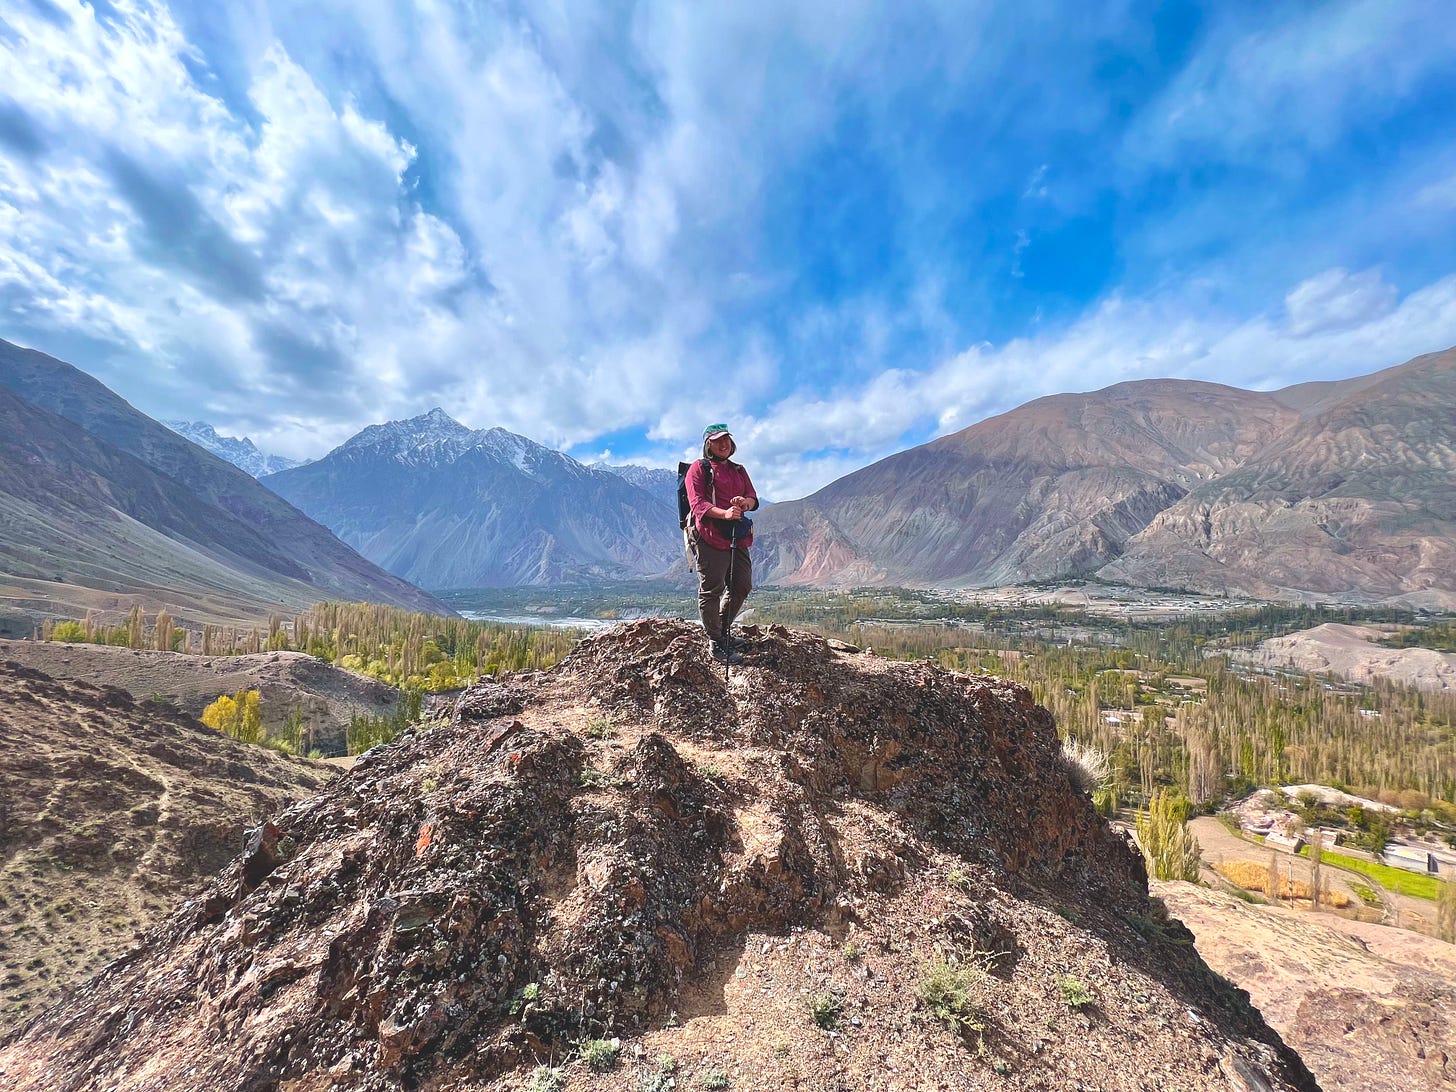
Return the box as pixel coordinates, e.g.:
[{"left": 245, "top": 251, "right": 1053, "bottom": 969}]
[{"left": 703, "top": 434, "right": 737, "bottom": 460}]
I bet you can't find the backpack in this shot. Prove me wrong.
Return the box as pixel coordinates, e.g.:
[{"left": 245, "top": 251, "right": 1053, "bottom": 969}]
[
  {"left": 677, "top": 458, "right": 711, "bottom": 570},
  {"left": 676, "top": 458, "right": 711, "bottom": 530}
]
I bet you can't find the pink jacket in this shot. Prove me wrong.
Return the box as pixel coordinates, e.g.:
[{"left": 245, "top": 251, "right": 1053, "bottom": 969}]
[{"left": 686, "top": 457, "right": 757, "bottom": 550}]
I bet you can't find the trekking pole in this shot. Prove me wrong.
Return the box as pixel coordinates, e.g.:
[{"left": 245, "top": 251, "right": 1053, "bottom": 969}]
[{"left": 723, "top": 520, "right": 739, "bottom": 683}]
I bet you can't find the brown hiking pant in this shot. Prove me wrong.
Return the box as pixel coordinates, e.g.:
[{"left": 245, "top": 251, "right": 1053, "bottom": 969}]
[{"left": 694, "top": 540, "right": 752, "bottom": 640}]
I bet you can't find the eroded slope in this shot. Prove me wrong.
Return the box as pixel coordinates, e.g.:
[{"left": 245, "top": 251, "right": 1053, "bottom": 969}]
[{"left": 0, "top": 662, "right": 331, "bottom": 1031}]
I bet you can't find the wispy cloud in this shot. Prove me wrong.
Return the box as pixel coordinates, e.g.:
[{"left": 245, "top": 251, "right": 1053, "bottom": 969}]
[{"left": 0, "top": 0, "right": 1451, "bottom": 496}]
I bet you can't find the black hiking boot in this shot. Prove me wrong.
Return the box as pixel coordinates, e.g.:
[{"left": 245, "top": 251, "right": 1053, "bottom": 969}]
[
  {"left": 720, "top": 622, "right": 750, "bottom": 652},
  {"left": 711, "top": 639, "right": 742, "bottom": 665}
]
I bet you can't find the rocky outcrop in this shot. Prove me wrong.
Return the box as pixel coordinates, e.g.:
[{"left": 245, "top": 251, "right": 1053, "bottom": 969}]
[{"left": 0, "top": 621, "right": 1318, "bottom": 1090}]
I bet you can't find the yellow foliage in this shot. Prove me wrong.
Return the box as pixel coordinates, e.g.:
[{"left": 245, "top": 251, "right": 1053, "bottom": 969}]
[
  {"left": 201, "top": 689, "right": 263, "bottom": 744},
  {"left": 201, "top": 694, "right": 238, "bottom": 734},
  {"left": 1214, "top": 860, "right": 1350, "bottom": 907}
]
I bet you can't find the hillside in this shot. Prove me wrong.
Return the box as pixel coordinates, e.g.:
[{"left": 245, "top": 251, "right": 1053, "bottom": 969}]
[
  {"left": 755, "top": 346, "right": 1456, "bottom": 607},
  {"left": 1237, "top": 622, "right": 1456, "bottom": 691},
  {"left": 0, "top": 338, "right": 446, "bottom": 621},
  {"left": 1104, "top": 347, "right": 1456, "bottom": 605},
  {"left": 263, "top": 410, "right": 681, "bottom": 588},
  {"left": 0, "top": 620, "right": 1316, "bottom": 1090},
  {"left": 0, "top": 660, "right": 332, "bottom": 1032},
  {"left": 1158, "top": 880, "right": 1456, "bottom": 1092},
  {"left": 0, "top": 638, "right": 401, "bottom": 755}
]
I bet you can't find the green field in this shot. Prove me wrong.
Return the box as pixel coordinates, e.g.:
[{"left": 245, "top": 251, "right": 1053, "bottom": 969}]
[{"left": 1299, "top": 846, "right": 1443, "bottom": 900}]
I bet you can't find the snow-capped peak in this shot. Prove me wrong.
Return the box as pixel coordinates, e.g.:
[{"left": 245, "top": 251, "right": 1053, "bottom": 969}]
[{"left": 165, "top": 420, "right": 300, "bottom": 478}]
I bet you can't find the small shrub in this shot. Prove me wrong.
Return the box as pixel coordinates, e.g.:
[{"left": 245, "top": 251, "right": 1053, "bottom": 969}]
[
  {"left": 690, "top": 757, "right": 728, "bottom": 782},
  {"left": 580, "top": 767, "right": 622, "bottom": 789},
  {"left": 808, "top": 990, "right": 842, "bottom": 1030},
  {"left": 841, "top": 941, "right": 861, "bottom": 963},
  {"left": 506, "top": 981, "right": 540, "bottom": 1016},
  {"left": 916, "top": 954, "right": 988, "bottom": 1039},
  {"left": 1060, "top": 739, "right": 1111, "bottom": 794},
  {"left": 946, "top": 869, "right": 971, "bottom": 891},
  {"left": 1059, "top": 975, "right": 1093, "bottom": 1010},
  {"left": 585, "top": 715, "right": 616, "bottom": 740},
  {"left": 581, "top": 1038, "right": 620, "bottom": 1072},
  {"left": 526, "top": 1066, "right": 565, "bottom": 1092},
  {"left": 701, "top": 1069, "right": 730, "bottom": 1090},
  {"left": 1349, "top": 882, "right": 1381, "bottom": 907}
]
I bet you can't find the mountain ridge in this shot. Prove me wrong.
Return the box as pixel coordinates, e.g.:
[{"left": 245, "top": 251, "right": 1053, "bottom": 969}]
[
  {"left": 164, "top": 420, "right": 301, "bottom": 478},
  {"left": 0, "top": 338, "right": 449, "bottom": 620},
  {"left": 263, "top": 411, "right": 682, "bottom": 589},
  {"left": 756, "top": 346, "right": 1456, "bottom": 606}
]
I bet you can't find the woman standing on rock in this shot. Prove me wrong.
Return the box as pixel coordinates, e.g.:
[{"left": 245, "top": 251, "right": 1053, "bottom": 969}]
[{"left": 685, "top": 423, "right": 759, "bottom": 664}]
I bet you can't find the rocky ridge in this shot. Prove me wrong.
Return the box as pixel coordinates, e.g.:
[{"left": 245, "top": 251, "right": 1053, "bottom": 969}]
[
  {"left": 164, "top": 421, "right": 301, "bottom": 478},
  {"left": 0, "top": 621, "right": 1317, "bottom": 1090}
]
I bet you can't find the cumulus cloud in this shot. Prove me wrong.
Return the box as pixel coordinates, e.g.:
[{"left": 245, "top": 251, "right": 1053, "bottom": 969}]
[{"left": 0, "top": 0, "right": 1452, "bottom": 501}]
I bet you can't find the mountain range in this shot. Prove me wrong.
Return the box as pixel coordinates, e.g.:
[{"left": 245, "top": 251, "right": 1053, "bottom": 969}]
[
  {"left": 262, "top": 410, "right": 682, "bottom": 588},
  {"left": 5, "top": 334, "right": 1453, "bottom": 610},
  {"left": 754, "top": 346, "right": 1456, "bottom": 607},
  {"left": 164, "top": 420, "right": 301, "bottom": 477},
  {"left": 0, "top": 338, "right": 447, "bottom": 622}
]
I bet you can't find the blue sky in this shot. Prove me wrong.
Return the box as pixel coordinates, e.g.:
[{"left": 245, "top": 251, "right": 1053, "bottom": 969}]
[{"left": 1, "top": 0, "right": 1454, "bottom": 500}]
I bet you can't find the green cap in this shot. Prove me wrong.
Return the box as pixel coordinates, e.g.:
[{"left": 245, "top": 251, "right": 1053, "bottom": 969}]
[{"left": 704, "top": 423, "right": 731, "bottom": 439}]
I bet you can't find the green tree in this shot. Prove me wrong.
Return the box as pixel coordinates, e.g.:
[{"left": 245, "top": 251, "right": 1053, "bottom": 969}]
[
  {"left": 1135, "top": 789, "right": 1202, "bottom": 881},
  {"left": 51, "top": 620, "right": 86, "bottom": 643},
  {"left": 238, "top": 689, "right": 263, "bottom": 744}
]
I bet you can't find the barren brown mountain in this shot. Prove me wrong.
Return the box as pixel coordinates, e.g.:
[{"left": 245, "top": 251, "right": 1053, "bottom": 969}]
[
  {"left": 0, "top": 621, "right": 1317, "bottom": 1091},
  {"left": 756, "top": 346, "right": 1456, "bottom": 606},
  {"left": 0, "top": 338, "right": 447, "bottom": 624},
  {"left": 0, "top": 660, "right": 331, "bottom": 1032},
  {"left": 0, "top": 638, "right": 401, "bottom": 756}
]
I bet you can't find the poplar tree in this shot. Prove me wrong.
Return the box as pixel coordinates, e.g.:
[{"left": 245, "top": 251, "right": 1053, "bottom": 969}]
[{"left": 1135, "top": 789, "right": 1202, "bottom": 882}]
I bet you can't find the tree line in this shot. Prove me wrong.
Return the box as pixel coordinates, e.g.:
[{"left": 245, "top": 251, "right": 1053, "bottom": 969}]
[{"left": 39, "top": 601, "right": 579, "bottom": 692}]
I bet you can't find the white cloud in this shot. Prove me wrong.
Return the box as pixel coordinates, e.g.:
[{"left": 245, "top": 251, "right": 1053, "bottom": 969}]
[
  {"left": 1416, "top": 172, "right": 1456, "bottom": 210},
  {"left": 1284, "top": 268, "right": 1397, "bottom": 338},
  {"left": 1126, "top": 0, "right": 1456, "bottom": 164},
  {"left": 0, "top": 0, "right": 1452, "bottom": 507},
  {"left": 738, "top": 269, "right": 1456, "bottom": 500}
]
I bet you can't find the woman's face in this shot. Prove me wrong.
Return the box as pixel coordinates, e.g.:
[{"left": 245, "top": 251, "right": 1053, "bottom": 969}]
[{"left": 708, "top": 434, "right": 733, "bottom": 457}]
